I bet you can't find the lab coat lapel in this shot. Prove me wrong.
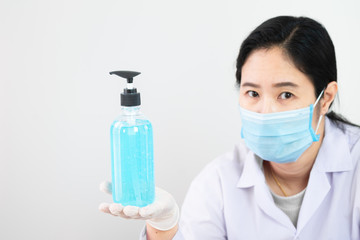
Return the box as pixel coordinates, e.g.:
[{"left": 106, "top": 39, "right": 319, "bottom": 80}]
[
  {"left": 254, "top": 180, "right": 296, "bottom": 229},
  {"left": 237, "top": 151, "right": 295, "bottom": 229},
  {"left": 296, "top": 168, "right": 330, "bottom": 233}
]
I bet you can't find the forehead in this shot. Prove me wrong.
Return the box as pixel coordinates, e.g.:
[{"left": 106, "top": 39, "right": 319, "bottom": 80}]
[{"left": 241, "top": 47, "right": 313, "bottom": 89}]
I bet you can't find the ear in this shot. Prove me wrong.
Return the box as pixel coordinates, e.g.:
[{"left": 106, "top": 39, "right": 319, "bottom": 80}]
[{"left": 320, "top": 81, "right": 338, "bottom": 115}]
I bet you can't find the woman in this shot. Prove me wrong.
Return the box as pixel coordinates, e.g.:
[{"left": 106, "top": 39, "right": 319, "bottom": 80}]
[{"left": 99, "top": 16, "right": 360, "bottom": 239}]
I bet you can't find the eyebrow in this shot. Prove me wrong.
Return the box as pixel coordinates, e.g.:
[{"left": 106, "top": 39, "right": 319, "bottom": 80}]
[
  {"left": 241, "top": 82, "right": 260, "bottom": 88},
  {"left": 241, "top": 81, "right": 299, "bottom": 88},
  {"left": 273, "top": 82, "right": 299, "bottom": 88}
]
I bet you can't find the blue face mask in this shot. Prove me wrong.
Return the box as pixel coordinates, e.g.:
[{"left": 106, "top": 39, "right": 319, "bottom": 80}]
[{"left": 239, "top": 90, "right": 324, "bottom": 163}]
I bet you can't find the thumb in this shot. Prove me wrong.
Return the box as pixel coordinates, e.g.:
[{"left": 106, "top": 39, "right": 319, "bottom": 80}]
[{"left": 99, "top": 181, "right": 112, "bottom": 195}]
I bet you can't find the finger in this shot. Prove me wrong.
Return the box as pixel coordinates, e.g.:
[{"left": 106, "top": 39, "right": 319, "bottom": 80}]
[
  {"left": 99, "top": 202, "right": 111, "bottom": 214},
  {"left": 123, "top": 205, "right": 141, "bottom": 219},
  {"left": 107, "top": 203, "right": 132, "bottom": 219},
  {"left": 99, "top": 181, "right": 112, "bottom": 195},
  {"left": 109, "top": 203, "right": 124, "bottom": 215}
]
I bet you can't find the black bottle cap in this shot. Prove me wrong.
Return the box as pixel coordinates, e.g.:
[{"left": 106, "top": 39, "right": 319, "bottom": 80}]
[{"left": 110, "top": 71, "right": 141, "bottom": 107}]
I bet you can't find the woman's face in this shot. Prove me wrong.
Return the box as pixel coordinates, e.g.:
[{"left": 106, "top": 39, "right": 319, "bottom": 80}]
[{"left": 239, "top": 47, "right": 318, "bottom": 113}]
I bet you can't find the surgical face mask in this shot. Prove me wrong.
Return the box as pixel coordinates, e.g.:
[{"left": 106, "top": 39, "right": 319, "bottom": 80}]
[{"left": 239, "top": 90, "right": 324, "bottom": 164}]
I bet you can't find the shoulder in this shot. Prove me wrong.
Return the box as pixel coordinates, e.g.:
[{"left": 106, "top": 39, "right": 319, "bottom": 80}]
[
  {"left": 327, "top": 118, "right": 360, "bottom": 152},
  {"left": 344, "top": 122, "right": 360, "bottom": 180},
  {"left": 335, "top": 120, "right": 360, "bottom": 201},
  {"left": 346, "top": 124, "right": 360, "bottom": 212},
  {"left": 325, "top": 118, "right": 360, "bottom": 172}
]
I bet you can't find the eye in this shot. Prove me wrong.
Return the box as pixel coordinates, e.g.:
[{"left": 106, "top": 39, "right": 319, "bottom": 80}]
[
  {"left": 247, "top": 90, "right": 259, "bottom": 98},
  {"left": 279, "top": 92, "right": 293, "bottom": 100}
]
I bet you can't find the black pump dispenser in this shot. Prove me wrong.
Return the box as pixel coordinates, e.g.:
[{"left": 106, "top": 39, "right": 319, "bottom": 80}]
[{"left": 110, "top": 71, "right": 141, "bottom": 107}]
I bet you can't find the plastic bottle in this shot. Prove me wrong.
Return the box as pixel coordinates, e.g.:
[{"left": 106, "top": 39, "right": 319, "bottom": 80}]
[{"left": 109, "top": 70, "right": 155, "bottom": 207}]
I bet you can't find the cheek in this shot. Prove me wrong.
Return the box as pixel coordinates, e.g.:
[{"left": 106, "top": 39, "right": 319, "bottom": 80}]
[
  {"left": 238, "top": 93, "right": 257, "bottom": 109},
  {"left": 238, "top": 92, "right": 248, "bottom": 107}
]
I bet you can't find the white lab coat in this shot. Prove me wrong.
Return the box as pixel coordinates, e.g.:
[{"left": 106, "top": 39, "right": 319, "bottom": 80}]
[{"left": 141, "top": 117, "right": 360, "bottom": 239}]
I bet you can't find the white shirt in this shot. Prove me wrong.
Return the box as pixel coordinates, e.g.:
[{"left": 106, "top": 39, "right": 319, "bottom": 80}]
[{"left": 141, "top": 117, "right": 360, "bottom": 239}]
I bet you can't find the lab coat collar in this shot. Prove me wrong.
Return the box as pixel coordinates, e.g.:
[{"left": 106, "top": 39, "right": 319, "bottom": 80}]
[{"left": 236, "top": 149, "right": 261, "bottom": 188}]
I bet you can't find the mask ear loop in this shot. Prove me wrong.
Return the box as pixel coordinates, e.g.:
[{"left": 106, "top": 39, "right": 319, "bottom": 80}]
[
  {"left": 313, "top": 89, "right": 325, "bottom": 134},
  {"left": 313, "top": 89, "right": 324, "bottom": 108}
]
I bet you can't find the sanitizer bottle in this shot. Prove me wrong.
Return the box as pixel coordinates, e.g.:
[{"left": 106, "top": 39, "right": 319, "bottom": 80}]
[{"left": 109, "top": 70, "right": 155, "bottom": 207}]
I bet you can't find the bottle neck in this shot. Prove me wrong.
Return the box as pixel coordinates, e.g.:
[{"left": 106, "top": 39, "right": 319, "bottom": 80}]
[{"left": 121, "top": 106, "right": 141, "bottom": 115}]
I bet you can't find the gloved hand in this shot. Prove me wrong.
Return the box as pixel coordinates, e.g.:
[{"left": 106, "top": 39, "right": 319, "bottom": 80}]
[{"left": 98, "top": 181, "right": 179, "bottom": 231}]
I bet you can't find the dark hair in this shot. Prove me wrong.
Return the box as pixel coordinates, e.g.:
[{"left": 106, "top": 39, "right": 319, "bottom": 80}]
[{"left": 235, "top": 16, "right": 359, "bottom": 130}]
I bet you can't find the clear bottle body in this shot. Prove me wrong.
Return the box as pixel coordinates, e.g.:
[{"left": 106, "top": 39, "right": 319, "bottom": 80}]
[{"left": 110, "top": 106, "right": 155, "bottom": 207}]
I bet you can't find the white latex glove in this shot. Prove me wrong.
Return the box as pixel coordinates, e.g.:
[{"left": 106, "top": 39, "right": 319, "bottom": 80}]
[{"left": 99, "top": 181, "right": 179, "bottom": 231}]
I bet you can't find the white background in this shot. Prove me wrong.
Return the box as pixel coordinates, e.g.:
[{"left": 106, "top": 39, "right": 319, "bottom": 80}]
[{"left": 1, "top": 0, "right": 359, "bottom": 239}]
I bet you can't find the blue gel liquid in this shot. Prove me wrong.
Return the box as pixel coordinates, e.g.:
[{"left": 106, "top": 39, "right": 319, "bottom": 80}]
[{"left": 110, "top": 119, "right": 155, "bottom": 207}]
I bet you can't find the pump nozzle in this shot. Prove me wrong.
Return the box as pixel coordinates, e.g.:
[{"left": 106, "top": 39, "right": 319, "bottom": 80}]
[
  {"left": 110, "top": 70, "right": 142, "bottom": 107},
  {"left": 110, "top": 71, "right": 141, "bottom": 83}
]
